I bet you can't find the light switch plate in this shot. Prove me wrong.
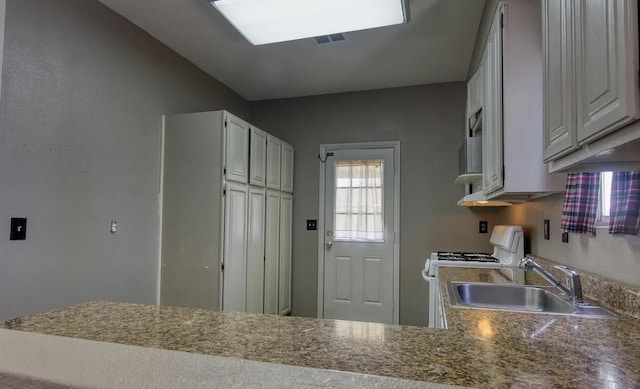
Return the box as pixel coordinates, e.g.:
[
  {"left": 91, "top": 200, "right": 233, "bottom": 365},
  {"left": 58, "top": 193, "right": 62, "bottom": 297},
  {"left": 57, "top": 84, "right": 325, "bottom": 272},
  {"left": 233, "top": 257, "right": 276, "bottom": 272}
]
[{"left": 10, "top": 218, "right": 27, "bottom": 240}]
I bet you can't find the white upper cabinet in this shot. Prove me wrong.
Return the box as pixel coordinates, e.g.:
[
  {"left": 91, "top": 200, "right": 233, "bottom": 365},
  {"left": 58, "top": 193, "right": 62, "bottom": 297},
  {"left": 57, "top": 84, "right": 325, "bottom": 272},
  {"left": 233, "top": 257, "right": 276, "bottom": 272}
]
[
  {"left": 483, "top": 6, "right": 504, "bottom": 195},
  {"left": 281, "top": 142, "right": 294, "bottom": 193},
  {"left": 543, "top": 0, "right": 578, "bottom": 161},
  {"left": 266, "top": 135, "right": 282, "bottom": 190},
  {"left": 467, "top": 64, "right": 484, "bottom": 125},
  {"left": 224, "top": 113, "right": 250, "bottom": 184},
  {"left": 480, "top": 1, "right": 566, "bottom": 200},
  {"left": 250, "top": 127, "right": 267, "bottom": 187},
  {"left": 544, "top": 0, "right": 640, "bottom": 171},
  {"left": 574, "top": 0, "right": 640, "bottom": 144}
]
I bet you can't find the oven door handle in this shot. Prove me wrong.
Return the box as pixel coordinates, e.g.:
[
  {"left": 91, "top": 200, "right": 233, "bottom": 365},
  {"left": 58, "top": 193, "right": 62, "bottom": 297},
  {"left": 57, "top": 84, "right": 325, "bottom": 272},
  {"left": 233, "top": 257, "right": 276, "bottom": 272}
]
[{"left": 422, "top": 268, "right": 432, "bottom": 281}]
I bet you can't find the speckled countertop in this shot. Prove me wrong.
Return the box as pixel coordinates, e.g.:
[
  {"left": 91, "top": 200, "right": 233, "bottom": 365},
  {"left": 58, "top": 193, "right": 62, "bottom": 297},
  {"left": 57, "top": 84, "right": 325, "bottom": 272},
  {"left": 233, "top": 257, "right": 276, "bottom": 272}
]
[{"left": 3, "top": 267, "right": 640, "bottom": 388}]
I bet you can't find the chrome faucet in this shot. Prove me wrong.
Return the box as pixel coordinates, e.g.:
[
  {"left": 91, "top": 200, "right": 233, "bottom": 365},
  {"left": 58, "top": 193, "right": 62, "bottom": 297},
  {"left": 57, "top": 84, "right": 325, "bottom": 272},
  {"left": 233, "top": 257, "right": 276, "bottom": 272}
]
[{"left": 519, "top": 256, "right": 583, "bottom": 305}]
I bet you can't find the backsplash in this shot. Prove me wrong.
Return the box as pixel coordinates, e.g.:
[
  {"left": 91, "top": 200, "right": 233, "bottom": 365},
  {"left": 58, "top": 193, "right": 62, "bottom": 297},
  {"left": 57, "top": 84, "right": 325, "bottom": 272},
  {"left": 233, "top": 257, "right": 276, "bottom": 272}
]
[{"left": 498, "top": 193, "right": 640, "bottom": 288}]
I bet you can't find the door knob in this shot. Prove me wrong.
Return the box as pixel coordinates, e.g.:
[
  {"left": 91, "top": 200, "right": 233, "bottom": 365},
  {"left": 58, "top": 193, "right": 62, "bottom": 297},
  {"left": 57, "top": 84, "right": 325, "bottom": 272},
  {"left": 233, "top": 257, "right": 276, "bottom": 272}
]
[
  {"left": 325, "top": 242, "right": 333, "bottom": 249},
  {"left": 326, "top": 230, "right": 333, "bottom": 237}
]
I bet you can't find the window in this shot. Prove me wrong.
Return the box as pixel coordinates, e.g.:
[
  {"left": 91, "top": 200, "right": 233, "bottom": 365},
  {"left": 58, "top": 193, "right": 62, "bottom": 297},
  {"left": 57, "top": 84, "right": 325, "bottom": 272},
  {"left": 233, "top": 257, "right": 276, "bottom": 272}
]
[
  {"left": 334, "top": 160, "right": 384, "bottom": 242},
  {"left": 598, "top": 171, "right": 613, "bottom": 225}
]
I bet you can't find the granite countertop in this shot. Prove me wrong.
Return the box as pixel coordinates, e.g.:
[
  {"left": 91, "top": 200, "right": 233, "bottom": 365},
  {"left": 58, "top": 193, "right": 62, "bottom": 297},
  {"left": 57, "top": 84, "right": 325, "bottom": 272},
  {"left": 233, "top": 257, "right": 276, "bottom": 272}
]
[{"left": 3, "top": 267, "right": 640, "bottom": 388}]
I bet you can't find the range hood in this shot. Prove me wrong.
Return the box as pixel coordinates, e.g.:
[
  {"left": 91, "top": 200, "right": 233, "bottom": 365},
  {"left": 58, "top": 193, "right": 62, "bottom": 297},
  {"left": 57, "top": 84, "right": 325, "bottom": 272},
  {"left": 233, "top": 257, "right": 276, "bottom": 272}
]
[{"left": 457, "top": 190, "right": 512, "bottom": 207}]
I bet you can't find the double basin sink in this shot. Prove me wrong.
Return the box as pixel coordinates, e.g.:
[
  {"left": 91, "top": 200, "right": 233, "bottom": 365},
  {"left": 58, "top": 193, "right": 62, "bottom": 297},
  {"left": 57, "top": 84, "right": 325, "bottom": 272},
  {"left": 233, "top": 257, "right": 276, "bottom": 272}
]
[{"left": 447, "top": 282, "right": 617, "bottom": 318}]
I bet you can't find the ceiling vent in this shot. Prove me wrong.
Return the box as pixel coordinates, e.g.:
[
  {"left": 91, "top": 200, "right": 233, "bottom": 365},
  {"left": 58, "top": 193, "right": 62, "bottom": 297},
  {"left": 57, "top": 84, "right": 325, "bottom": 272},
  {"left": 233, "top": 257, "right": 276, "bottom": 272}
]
[{"left": 314, "top": 33, "right": 345, "bottom": 44}]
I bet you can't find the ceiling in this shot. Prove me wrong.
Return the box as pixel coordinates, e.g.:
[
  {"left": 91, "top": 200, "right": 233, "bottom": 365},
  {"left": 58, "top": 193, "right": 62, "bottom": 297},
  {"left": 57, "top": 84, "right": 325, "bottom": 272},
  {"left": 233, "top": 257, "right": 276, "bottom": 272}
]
[{"left": 96, "top": 0, "right": 485, "bottom": 101}]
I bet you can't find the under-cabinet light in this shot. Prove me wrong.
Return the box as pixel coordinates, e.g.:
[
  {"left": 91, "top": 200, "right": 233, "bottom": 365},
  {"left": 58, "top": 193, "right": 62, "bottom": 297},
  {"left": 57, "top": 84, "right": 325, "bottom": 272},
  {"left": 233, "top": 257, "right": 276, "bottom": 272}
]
[
  {"left": 457, "top": 191, "right": 512, "bottom": 207},
  {"left": 210, "top": 0, "right": 408, "bottom": 45}
]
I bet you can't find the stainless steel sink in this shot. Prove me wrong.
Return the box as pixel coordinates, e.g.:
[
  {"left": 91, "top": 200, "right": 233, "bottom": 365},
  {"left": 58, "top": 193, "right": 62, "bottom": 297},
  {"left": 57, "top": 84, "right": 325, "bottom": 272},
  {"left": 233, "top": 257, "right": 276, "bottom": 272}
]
[{"left": 447, "top": 282, "right": 617, "bottom": 318}]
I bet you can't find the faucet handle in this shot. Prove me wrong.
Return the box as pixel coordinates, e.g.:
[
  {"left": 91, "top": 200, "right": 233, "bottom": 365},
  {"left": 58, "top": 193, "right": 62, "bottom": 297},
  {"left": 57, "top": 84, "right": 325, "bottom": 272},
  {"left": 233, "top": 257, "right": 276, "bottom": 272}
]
[
  {"left": 553, "top": 265, "right": 583, "bottom": 303},
  {"left": 553, "top": 264, "right": 580, "bottom": 278},
  {"left": 553, "top": 264, "right": 578, "bottom": 273}
]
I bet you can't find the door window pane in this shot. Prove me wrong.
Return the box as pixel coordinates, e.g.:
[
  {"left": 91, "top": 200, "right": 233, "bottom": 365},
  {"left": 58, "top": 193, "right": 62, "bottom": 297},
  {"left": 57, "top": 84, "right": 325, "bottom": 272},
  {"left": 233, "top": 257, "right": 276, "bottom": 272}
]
[{"left": 334, "top": 160, "right": 384, "bottom": 242}]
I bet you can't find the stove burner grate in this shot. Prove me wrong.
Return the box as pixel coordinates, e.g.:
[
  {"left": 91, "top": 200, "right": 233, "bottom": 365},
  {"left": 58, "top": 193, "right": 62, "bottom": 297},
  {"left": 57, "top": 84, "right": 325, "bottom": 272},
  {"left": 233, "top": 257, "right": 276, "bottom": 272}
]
[{"left": 436, "top": 251, "right": 500, "bottom": 263}]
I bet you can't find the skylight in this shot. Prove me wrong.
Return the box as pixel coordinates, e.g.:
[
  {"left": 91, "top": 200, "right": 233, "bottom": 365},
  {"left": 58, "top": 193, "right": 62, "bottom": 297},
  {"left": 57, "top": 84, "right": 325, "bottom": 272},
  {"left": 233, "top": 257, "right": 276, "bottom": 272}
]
[{"left": 210, "top": 0, "right": 408, "bottom": 46}]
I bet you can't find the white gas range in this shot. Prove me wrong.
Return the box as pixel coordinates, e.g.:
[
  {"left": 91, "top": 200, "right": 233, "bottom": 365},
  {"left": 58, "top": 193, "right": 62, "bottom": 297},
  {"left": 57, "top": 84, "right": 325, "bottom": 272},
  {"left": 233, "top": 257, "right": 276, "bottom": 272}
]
[{"left": 422, "top": 225, "right": 525, "bottom": 328}]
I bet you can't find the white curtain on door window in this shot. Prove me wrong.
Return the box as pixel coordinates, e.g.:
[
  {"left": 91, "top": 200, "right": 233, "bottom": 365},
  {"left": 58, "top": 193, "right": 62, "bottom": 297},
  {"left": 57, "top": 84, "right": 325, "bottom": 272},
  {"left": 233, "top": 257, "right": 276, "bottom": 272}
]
[{"left": 334, "top": 160, "right": 384, "bottom": 241}]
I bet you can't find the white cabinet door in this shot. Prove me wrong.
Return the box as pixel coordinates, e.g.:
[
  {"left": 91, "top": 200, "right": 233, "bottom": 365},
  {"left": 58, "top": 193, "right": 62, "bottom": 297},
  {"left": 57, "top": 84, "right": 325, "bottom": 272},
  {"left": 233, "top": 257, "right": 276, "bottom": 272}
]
[
  {"left": 266, "top": 136, "right": 282, "bottom": 190},
  {"left": 250, "top": 127, "right": 267, "bottom": 187},
  {"left": 483, "top": 5, "right": 504, "bottom": 195},
  {"left": 224, "top": 113, "right": 250, "bottom": 184},
  {"left": 263, "top": 190, "right": 280, "bottom": 315},
  {"left": 278, "top": 192, "right": 293, "bottom": 316},
  {"left": 543, "top": 0, "right": 578, "bottom": 161},
  {"left": 467, "top": 66, "right": 484, "bottom": 122},
  {"left": 246, "top": 188, "right": 266, "bottom": 314},
  {"left": 574, "top": 0, "right": 640, "bottom": 144},
  {"left": 222, "top": 182, "right": 248, "bottom": 312},
  {"left": 281, "top": 142, "right": 294, "bottom": 193}
]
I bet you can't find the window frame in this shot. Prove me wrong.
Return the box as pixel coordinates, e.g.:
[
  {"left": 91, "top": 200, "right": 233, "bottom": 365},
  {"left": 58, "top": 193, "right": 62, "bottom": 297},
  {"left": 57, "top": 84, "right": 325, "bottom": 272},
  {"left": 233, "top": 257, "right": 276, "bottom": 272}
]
[
  {"left": 333, "top": 159, "right": 385, "bottom": 243},
  {"left": 596, "top": 171, "right": 613, "bottom": 227}
]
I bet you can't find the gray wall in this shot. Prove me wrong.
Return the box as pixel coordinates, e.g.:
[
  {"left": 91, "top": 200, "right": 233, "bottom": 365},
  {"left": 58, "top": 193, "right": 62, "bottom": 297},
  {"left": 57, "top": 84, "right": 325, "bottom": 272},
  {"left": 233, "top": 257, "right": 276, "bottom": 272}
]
[
  {"left": 251, "top": 83, "right": 499, "bottom": 326},
  {"left": 0, "top": 0, "right": 249, "bottom": 321},
  {"left": 498, "top": 194, "right": 640, "bottom": 287}
]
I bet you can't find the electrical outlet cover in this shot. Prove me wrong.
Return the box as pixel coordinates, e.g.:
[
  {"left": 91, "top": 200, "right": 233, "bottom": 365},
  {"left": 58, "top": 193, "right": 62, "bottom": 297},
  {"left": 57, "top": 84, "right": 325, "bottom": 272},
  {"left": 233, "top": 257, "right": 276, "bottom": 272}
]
[{"left": 544, "top": 219, "right": 550, "bottom": 240}]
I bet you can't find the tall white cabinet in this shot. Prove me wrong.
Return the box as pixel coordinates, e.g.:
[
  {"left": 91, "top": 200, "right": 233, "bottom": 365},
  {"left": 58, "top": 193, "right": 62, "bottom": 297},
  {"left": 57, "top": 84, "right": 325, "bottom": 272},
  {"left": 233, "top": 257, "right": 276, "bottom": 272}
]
[
  {"left": 161, "top": 110, "right": 293, "bottom": 316},
  {"left": 263, "top": 139, "right": 294, "bottom": 315}
]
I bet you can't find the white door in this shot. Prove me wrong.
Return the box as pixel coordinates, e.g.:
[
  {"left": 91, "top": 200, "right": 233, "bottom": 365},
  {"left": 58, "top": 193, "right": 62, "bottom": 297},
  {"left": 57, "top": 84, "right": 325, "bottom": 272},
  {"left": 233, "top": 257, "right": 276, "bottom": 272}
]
[
  {"left": 224, "top": 113, "right": 250, "bottom": 184},
  {"left": 250, "top": 127, "right": 267, "bottom": 187},
  {"left": 574, "top": 0, "right": 640, "bottom": 144},
  {"left": 263, "top": 190, "right": 280, "bottom": 315},
  {"left": 266, "top": 136, "right": 282, "bottom": 190},
  {"left": 281, "top": 142, "right": 294, "bottom": 193},
  {"left": 543, "top": 0, "right": 578, "bottom": 161},
  {"left": 222, "top": 182, "right": 248, "bottom": 312},
  {"left": 483, "top": 3, "right": 504, "bottom": 195},
  {"left": 246, "top": 187, "right": 266, "bottom": 314},
  {"left": 278, "top": 192, "right": 293, "bottom": 315},
  {"left": 322, "top": 147, "right": 395, "bottom": 324}
]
